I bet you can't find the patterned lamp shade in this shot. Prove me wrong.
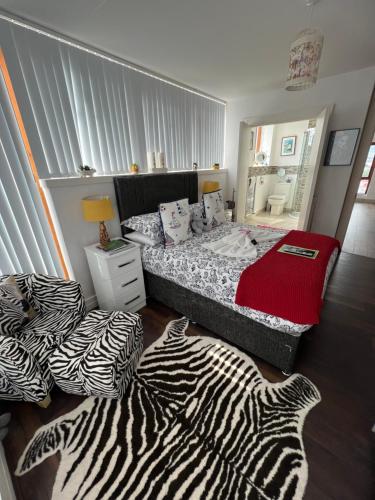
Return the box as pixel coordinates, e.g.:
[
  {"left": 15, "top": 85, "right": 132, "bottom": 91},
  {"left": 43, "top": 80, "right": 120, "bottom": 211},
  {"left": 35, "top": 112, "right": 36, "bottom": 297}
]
[
  {"left": 81, "top": 196, "right": 114, "bottom": 222},
  {"left": 285, "top": 28, "right": 324, "bottom": 91},
  {"left": 202, "top": 181, "right": 220, "bottom": 193}
]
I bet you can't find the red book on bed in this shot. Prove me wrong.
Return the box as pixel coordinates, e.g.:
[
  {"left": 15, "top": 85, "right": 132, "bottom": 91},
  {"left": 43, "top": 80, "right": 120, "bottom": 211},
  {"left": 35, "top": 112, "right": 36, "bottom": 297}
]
[{"left": 235, "top": 230, "right": 340, "bottom": 325}]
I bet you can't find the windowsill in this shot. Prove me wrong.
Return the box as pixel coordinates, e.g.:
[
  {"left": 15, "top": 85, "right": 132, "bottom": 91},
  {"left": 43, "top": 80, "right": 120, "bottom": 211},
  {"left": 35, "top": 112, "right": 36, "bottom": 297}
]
[{"left": 40, "top": 168, "right": 228, "bottom": 188}]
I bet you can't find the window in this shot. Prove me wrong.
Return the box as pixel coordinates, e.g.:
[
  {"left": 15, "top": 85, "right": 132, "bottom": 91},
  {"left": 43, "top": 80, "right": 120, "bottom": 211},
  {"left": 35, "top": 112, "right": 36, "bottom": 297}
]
[
  {"left": 0, "top": 48, "right": 67, "bottom": 277},
  {"left": 0, "top": 19, "right": 225, "bottom": 178},
  {"left": 358, "top": 144, "right": 375, "bottom": 194}
]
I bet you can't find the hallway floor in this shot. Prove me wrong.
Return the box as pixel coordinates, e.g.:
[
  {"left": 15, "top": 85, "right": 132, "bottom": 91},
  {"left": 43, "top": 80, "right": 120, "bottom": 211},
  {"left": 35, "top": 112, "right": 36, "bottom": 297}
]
[
  {"left": 246, "top": 210, "right": 299, "bottom": 230},
  {"left": 342, "top": 202, "right": 375, "bottom": 259}
]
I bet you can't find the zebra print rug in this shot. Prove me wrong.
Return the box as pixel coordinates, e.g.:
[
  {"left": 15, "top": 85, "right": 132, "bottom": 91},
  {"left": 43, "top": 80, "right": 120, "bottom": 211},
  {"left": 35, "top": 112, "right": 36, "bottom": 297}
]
[{"left": 16, "top": 318, "right": 320, "bottom": 500}]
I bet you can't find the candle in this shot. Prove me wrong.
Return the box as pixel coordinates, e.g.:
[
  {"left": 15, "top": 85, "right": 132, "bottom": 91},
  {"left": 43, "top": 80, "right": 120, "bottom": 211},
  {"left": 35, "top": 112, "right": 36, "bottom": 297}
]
[
  {"left": 147, "top": 152, "right": 156, "bottom": 172},
  {"left": 156, "top": 152, "right": 165, "bottom": 169}
]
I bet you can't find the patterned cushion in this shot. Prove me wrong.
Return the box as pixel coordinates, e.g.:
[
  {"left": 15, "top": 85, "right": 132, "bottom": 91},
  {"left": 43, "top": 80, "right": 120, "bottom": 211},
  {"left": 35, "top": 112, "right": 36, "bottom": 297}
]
[
  {"left": 0, "top": 298, "right": 25, "bottom": 336},
  {"left": 0, "top": 336, "right": 50, "bottom": 402},
  {"left": 203, "top": 190, "right": 225, "bottom": 228},
  {"left": 159, "top": 198, "right": 192, "bottom": 247},
  {"left": 0, "top": 276, "right": 37, "bottom": 319},
  {"left": 5, "top": 308, "right": 84, "bottom": 394},
  {"left": 49, "top": 310, "right": 144, "bottom": 399},
  {"left": 0, "top": 276, "right": 37, "bottom": 336},
  {"left": 29, "top": 275, "right": 85, "bottom": 314},
  {"left": 0, "top": 273, "right": 86, "bottom": 402},
  {"left": 123, "top": 212, "right": 163, "bottom": 245}
]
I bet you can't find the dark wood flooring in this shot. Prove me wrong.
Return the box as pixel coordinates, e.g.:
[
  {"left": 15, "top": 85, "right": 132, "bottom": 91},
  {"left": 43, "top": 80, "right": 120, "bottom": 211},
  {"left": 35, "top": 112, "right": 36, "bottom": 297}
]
[{"left": 1, "top": 251, "right": 375, "bottom": 500}]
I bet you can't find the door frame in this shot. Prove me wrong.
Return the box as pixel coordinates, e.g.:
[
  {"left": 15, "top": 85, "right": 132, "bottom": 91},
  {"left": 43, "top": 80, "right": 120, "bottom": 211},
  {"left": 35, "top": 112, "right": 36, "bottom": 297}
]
[
  {"left": 336, "top": 86, "right": 375, "bottom": 243},
  {"left": 298, "top": 105, "right": 333, "bottom": 230},
  {"left": 235, "top": 104, "right": 334, "bottom": 226}
]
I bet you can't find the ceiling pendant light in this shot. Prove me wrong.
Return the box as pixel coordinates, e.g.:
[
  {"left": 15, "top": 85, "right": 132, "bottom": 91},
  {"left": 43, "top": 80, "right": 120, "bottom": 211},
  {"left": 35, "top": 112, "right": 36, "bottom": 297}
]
[{"left": 285, "top": 0, "right": 324, "bottom": 91}]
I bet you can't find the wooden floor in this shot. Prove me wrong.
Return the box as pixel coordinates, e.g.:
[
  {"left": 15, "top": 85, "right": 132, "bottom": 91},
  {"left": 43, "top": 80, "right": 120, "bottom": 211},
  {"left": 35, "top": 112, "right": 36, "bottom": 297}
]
[
  {"left": 2, "top": 251, "right": 375, "bottom": 500},
  {"left": 342, "top": 202, "right": 375, "bottom": 258}
]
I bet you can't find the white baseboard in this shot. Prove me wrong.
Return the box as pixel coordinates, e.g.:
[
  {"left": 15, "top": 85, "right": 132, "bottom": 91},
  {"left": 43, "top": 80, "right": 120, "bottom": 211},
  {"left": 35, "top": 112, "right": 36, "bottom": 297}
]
[
  {"left": 85, "top": 294, "right": 98, "bottom": 311},
  {"left": 356, "top": 196, "right": 375, "bottom": 204},
  {"left": 0, "top": 443, "right": 16, "bottom": 500}
]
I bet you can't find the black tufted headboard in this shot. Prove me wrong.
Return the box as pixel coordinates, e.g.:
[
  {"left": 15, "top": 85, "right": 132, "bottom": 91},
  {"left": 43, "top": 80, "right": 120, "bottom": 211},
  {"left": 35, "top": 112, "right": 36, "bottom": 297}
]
[{"left": 113, "top": 171, "right": 198, "bottom": 233}]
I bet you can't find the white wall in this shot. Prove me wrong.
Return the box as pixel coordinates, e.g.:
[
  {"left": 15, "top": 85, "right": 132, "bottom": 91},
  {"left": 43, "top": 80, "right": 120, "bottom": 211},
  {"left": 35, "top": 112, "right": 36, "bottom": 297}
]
[
  {"left": 41, "top": 176, "right": 122, "bottom": 309},
  {"left": 225, "top": 66, "right": 375, "bottom": 236},
  {"left": 42, "top": 170, "right": 227, "bottom": 305},
  {"left": 270, "top": 120, "right": 309, "bottom": 167}
]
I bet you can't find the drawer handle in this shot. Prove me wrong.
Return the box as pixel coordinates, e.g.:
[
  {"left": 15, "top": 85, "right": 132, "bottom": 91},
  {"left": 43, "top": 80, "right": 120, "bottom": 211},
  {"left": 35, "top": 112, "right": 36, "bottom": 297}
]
[
  {"left": 122, "top": 277, "right": 138, "bottom": 287},
  {"left": 125, "top": 295, "right": 140, "bottom": 306},
  {"left": 118, "top": 259, "right": 135, "bottom": 268}
]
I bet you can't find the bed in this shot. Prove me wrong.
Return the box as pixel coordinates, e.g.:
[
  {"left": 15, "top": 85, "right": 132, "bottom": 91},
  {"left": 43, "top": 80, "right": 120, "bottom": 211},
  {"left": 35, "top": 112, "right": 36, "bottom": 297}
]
[{"left": 114, "top": 171, "right": 337, "bottom": 374}]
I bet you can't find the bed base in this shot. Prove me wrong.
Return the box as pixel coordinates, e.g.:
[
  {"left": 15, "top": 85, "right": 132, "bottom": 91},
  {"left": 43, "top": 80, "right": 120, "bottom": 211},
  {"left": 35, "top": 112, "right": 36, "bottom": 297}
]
[{"left": 144, "top": 271, "right": 301, "bottom": 374}]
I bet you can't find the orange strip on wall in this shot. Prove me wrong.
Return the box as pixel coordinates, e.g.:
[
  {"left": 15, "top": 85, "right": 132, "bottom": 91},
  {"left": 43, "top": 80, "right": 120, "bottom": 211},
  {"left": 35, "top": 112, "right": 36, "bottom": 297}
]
[
  {"left": 255, "top": 126, "right": 262, "bottom": 153},
  {"left": 0, "top": 48, "right": 69, "bottom": 279}
]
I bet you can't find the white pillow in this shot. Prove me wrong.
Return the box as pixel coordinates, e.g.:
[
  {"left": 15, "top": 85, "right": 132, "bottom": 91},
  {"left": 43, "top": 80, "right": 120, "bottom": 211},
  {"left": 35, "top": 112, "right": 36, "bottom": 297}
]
[
  {"left": 125, "top": 231, "right": 159, "bottom": 247},
  {"left": 159, "top": 198, "right": 192, "bottom": 247},
  {"left": 122, "top": 212, "right": 163, "bottom": 244},
  {"left": 203, "top": 190, "right": 225, "bottom": 228}
]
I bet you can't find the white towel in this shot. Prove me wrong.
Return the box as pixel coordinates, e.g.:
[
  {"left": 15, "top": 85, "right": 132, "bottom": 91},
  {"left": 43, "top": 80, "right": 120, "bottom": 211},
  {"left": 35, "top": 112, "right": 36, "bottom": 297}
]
[
  {"left": 201, "top": 227, "right": 285, "bottom": 258},
  {"left": 202, "top": 228, "right": 256, "bottom": 258},
  {"left": 248, "top": 228, "right": 286, "bottom": 243}
]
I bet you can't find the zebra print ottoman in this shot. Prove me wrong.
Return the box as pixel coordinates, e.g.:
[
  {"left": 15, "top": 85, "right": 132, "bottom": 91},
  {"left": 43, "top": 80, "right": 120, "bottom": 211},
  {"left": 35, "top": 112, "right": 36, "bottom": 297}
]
[{"left": 49, "top": 310, "right": 143, "bottom": 399}]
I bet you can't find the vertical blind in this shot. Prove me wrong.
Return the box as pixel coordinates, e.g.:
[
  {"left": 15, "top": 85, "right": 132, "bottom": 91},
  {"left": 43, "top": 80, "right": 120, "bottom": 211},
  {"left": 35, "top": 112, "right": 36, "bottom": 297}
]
[
  {"left": 0, "top": 70, "right": 63, "bottom": 276},
  {"left": 0, "top": 17, "right": 225, "bottom": 276},
  {"left": 0, "top": 19, "right": 225, "bottom": 178}
]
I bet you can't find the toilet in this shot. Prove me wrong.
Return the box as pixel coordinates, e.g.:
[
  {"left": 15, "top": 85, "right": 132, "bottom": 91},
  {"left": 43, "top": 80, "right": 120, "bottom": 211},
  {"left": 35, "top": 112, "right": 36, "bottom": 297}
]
[{"left": 268, "top": 182, "right": 291, "bottom": 216}]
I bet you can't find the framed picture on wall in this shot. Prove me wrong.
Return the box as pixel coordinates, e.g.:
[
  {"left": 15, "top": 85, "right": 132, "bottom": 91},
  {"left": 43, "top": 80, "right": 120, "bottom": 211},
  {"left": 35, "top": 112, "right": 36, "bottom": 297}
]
[
  {"left": 324, "top": 128, "right": 360, "bottom": 166},
  {"left": 281, "top": 136, "right": 297, "bottom": 156}
]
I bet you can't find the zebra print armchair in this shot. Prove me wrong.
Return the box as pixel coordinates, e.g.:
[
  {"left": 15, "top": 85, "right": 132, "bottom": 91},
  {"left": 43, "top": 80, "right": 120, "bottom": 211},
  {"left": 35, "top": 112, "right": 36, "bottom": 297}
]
[{"left": 0, "top": 273, "right": 86, "bottom": 402}]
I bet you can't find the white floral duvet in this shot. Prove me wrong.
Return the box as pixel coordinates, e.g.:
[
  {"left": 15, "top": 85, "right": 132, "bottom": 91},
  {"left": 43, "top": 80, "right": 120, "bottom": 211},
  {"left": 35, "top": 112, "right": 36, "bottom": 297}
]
[{"left": 141, "top": 222, "right": 338, "bottom": 336}]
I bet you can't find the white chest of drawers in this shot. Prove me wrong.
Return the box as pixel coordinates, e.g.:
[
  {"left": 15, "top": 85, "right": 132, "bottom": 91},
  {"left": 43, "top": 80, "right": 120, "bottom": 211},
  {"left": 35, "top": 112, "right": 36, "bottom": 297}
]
[{"left": 84, "top": 240, "right": 146, "bottom": 313}]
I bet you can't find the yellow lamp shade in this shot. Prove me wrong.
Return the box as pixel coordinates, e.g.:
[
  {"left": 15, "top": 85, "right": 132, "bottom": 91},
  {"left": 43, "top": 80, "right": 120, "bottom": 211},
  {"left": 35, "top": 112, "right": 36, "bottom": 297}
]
[
  {"left": 202, "top": 181, "right": 220, "bottom": 194},
  {"left": 81, "top": 196, "right": 114, "bottom": 222}
]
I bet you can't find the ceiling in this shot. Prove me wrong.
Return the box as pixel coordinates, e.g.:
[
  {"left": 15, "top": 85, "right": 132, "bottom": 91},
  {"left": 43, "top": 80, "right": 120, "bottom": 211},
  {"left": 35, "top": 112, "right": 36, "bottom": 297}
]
[{"left": 0, "top": 0, "right": 374, "bottom": 100}]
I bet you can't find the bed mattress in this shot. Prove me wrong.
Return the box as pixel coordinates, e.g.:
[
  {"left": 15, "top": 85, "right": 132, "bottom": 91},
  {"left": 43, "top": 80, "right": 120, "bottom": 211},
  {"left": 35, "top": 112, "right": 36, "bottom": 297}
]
[{"left": 141, "top": 223, "right": 338, "bottom": 336}]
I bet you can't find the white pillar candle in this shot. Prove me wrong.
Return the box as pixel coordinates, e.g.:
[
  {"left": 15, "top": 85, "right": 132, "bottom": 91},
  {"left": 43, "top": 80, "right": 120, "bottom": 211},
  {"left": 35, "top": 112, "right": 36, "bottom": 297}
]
[
  {"left": 156, "top": 152, "right": 165, "bottom": 169},
  {"left": 147, "top": 152, "right": 156, "bottom": 172}
]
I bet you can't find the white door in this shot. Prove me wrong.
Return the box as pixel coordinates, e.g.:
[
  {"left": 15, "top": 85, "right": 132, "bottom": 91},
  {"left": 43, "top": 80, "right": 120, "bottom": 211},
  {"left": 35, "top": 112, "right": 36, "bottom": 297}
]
[{"left": 298, "top": 105, "right": 333, "bottom": 230}]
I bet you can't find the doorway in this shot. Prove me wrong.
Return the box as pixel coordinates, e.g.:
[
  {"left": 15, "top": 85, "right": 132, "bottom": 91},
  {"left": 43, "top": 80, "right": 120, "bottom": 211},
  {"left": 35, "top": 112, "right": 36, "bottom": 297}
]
[
  {"left": 236, "top": 106, "right": 332, "bottom": 230},
  {"left": 342, "top": 140, "right": 375, "bottom": 258},
  {"left": 236, "top": 105, "right": 333, "bottom": 230}
]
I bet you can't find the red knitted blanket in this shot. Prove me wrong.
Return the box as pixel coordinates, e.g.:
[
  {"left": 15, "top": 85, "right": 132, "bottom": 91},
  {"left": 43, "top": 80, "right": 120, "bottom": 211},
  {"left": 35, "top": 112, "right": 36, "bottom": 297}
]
[{"left": 235, "top": 230, "right": 340, "bottom": 325}]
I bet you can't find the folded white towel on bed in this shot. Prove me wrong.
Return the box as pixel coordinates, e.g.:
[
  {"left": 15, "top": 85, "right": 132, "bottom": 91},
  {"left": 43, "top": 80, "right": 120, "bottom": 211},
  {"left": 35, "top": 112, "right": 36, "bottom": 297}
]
[
  {"left": 248, "top": 228, "right": 286, "bottom": 244},
  {"left": 201, "top": 227, "right": 285, "bottom": 258}
]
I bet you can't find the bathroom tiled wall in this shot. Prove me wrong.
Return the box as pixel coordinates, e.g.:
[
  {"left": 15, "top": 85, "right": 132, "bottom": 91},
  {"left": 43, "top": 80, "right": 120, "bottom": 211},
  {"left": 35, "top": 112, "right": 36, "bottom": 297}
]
[
  {"left": 293, "top": 166, "right": 310, "bottom": 212},
  {"left": 293, "top": 136, "right": 314, "bottom": 212}
]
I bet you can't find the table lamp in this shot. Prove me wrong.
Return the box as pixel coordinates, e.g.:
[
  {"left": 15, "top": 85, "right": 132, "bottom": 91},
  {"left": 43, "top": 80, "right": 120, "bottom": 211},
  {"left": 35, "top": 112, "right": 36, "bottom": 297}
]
[
  {"left": 81, "top": 195, "right": 114, "bottom": 247},
  {"left": 202, "top": 181, "right": 220, "bottom": 193}
]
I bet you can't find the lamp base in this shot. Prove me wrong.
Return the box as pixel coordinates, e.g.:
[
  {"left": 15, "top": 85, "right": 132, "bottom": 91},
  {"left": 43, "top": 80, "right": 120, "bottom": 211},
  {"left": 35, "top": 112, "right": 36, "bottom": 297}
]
[{"left": 99, "top": 221, "right": 110, "bottom": 247}]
